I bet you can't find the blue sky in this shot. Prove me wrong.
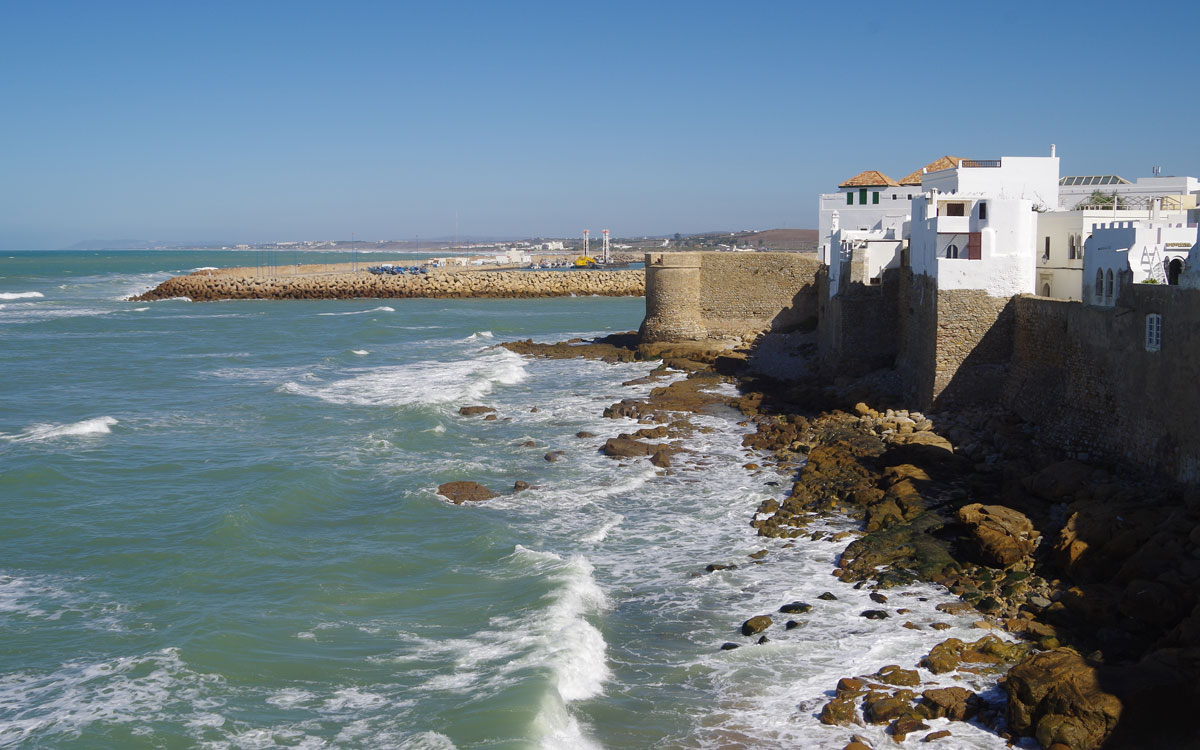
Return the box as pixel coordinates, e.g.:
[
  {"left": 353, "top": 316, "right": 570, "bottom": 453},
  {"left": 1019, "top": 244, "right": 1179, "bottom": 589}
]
[{"left": 2, "top": 1, "right": 1198, "bottom": 249}]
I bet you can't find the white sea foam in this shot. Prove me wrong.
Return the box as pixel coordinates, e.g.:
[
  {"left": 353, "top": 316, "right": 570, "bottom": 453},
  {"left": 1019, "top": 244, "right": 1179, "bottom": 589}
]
[
  {"left": 277, "top": 349, "right": 528, "bottom": 408},
  {"left": 351, "top": 349, "right": 369, "bottom": 356},
  {"left": 320, "top": 687, "right": 387, "bottom": 714},
  {"left": 0, "top": 648, "right": 223, "bottom": 746},
  {"left": 1, "top": 417, "right": 118, "bottom": 443},
  {"left": 464, "top": 331, "right": 493, "bottom": 341},
  {"left": 317, "top": 306, "right": 395, "bottom": 317},
  {"left": 0, "top": 291, "right": 43, "bottom": 300},
  {"left": 190, "top": 267, "right": 219, "bottom": 272}
]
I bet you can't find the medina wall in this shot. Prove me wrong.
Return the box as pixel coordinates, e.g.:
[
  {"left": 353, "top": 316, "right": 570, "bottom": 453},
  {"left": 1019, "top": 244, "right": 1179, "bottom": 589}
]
[
  {"left": 641, "top": 252, "right": 820, "bottom": 342},
  {"left": 1004, "top": 287, "right": 1200, "bottom": 483},
  {"left": 896, "top": 270, "right": 1016, "bottom": 411}
]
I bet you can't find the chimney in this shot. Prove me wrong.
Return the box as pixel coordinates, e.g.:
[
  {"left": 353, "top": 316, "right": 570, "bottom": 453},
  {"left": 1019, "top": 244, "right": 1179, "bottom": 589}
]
[{"left": 1050, "top": 144, "right": 1057, "bottom": 157}]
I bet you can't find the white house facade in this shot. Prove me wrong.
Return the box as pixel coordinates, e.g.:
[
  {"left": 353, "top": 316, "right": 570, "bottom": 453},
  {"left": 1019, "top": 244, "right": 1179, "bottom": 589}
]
[{"left": 1083, "top": 219, "right": 1197, "bottom": 306}]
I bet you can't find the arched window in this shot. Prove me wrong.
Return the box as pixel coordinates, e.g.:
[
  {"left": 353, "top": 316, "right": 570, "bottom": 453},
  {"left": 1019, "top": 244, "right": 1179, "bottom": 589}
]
[
  {"left": 1105, "top": 269, "right": 1114, "bottom": 303},
  {"left": 1042, "top": 283, "right": 1052, "bottom": 297},
  {"left": 946, "top": 244, "right": 959, "bottom": 259},
  {"left": 1095, "top": 269, "right": 1104, "bottom": 300},
  {"left": 1068, "top": 235, "right": 1076, "bottom": 260}
]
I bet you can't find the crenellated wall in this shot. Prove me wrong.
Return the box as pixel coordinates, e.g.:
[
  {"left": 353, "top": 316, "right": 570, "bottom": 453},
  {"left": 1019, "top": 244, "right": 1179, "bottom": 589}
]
[{"left": 641, "top": 252, "right": 820, "bottom": 342}]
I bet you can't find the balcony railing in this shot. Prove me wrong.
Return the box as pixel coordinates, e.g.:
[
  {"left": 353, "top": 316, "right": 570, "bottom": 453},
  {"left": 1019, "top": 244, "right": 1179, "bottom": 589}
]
[{"left": 961, "top": 159, "right": 1001, "bottom": 168}]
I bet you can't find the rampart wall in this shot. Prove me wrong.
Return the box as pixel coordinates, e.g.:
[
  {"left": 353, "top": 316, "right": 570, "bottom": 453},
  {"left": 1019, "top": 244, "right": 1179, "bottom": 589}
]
[
  {"left": 641, "top": 252, "right": 820, "bottom": 342},
  {"left": 1004, "top": 287, "right": 1200, "bottom": 482}
]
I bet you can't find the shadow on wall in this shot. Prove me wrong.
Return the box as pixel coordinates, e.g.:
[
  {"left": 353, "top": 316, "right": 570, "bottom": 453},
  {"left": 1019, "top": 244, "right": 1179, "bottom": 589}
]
[
  {"left": 933, "top": 298, "right": 1017, "bottom": 411},
  {"left": 767, "top": 281, "right": 819, "bottom": 334}
]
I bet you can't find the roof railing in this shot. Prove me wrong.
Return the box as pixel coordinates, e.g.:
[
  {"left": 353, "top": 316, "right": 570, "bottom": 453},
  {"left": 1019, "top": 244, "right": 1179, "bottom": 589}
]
[{"left": 961, "top": 159, "right": 1001, "bottom": 168}]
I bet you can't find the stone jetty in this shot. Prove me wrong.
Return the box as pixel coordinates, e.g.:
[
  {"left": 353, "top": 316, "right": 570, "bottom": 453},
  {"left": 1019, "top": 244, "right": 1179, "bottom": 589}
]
[{"left": 130, "top": 268, "right": 645, "bottom": 302}]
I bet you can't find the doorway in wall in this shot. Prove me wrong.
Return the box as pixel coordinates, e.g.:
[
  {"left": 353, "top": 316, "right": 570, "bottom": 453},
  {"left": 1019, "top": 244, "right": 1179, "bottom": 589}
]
[{"left": 1167, "top": 258, "right": 1184, "bottom": 285}]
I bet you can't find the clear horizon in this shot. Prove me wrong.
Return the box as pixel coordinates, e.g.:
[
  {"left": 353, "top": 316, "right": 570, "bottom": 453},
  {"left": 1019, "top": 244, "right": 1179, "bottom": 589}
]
[{"left": 2, "top": 0, "right": 1198, "bottom": 251}]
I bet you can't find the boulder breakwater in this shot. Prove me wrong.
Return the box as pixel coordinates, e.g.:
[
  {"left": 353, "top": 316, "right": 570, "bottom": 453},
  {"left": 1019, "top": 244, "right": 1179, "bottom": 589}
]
[{"left": 130, "top": 268, "right": 645, "bottom": 302}]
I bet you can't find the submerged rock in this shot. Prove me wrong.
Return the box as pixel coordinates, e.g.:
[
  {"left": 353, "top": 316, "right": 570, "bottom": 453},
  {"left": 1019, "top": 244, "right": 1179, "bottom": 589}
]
[
  {"left": 437, "top": 481, "right": 498, "bottom": 504},
  {"left": 458, "top": 405, "right": 496, "bottom": 416}
]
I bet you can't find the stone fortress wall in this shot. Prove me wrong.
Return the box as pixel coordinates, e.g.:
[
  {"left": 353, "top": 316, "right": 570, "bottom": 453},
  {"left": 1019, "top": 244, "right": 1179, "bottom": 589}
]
[
  {"left": 1005, "top": 286, "right": 1200, "bottom": 483},
  {"left": 642, "top": 250, "right": 1200, "bottom": 483},
  {"left": 641, "top": 251, "right": 820, "bottom": 342}
]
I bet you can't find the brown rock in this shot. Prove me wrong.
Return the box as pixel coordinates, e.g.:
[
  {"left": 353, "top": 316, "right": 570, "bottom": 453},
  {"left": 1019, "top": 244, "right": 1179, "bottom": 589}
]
[
  {"left": 741, "top": 615, "right": 773, "bottom": 636},
  {"left": 818, "top": 695, "right": 858, "bottom": 726},
  {"left": 575, "top": 431, "right": 595, "bottom": 438},
  {"left": 601, "top": 437, "right": 655, "bottom": 458},
  {"left": 458, "top": 405, "right": 495, "bottom": 416},
  {"left": 437, "top": 481, "right": 498, "bottom": 504},
  {"left": 874, "top": 665, "right": 920, "bottom": 687},
  {"left": 919, "top": 686, "right": 979, "bottom": 721},
  {"left": 922, "top": 729, "right": 952, "bottom": 742},
  {"left": 1004, "top": 648, "right": 1122, "bottom": 750},
  {"left": 513, "top": 480, "right": 531, "bottom": 493},
  {"left": 890, "top": 716, "right": 930, "bottom": 741},
  {"left": 956, "top": 503, "right": 1039, "bottom": 567},
  {"left": 863, "top": 694, "right": 916, "bottom": 724},
  {"left": 649, "top": 446, "right": 672, "bottom": 468}
]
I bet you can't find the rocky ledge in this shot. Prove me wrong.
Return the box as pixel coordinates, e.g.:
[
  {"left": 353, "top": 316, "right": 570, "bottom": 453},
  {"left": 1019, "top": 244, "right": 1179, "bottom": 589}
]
[
  {"left": 498, "top": 329, "right": 1200, "bottom": 750},
  {"left": 130, "top": 268, "right": 645, "bottom": 302}
]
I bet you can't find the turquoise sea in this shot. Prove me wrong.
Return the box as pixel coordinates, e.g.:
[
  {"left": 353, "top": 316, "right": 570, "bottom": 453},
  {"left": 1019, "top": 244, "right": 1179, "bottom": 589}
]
[{"left": 0, "top": 251, "right": 1018, "bottom": 749}]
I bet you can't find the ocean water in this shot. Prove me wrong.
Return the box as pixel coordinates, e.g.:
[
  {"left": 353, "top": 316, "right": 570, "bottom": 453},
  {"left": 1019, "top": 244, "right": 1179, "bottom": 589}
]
[{"left": 0, "top": 251, "right": 1022, "bottom": 749}]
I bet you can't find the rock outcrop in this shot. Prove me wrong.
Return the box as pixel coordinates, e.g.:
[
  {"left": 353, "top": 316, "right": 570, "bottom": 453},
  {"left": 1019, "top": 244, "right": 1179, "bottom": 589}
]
[{"left": 437, "top": 481, "right": 498, "bottom": 504}]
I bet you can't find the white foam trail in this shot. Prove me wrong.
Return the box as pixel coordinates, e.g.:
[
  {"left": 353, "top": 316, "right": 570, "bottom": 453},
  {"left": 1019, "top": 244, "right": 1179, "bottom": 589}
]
[
  {"left": 351, "top": 349, "right": 369, "bottom": 356},
  {"left": 400, "top": 732, "right": 459, "bottom": 750},
  {"left": 317, "top": 306, "right": 395, "bottom": 316},
  {"left": 2, "top": 417, "right": 118, "bottom": 443},
  {"left": 0, "top": 291, "right": 43, "bottom": 300},
  {"left": 579, "top": 513, "right": 623, "bottom": 544},
  {"left": 277, "top": 350, "right": 527, "bottom": 407}
]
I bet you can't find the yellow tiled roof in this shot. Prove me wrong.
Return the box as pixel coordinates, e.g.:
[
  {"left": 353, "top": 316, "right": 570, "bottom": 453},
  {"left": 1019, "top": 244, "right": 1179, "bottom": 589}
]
[
  {"left": 839, "top": 170, "right": 900, "bottom": 188},
  {"left": 898, "top": 156, "right": 964, "bottom": 185}
]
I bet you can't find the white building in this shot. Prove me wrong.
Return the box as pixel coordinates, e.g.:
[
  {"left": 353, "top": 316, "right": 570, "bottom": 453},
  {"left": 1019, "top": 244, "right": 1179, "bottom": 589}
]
[
  {"left": 1036, "top": 201, "right": 1191, "bottom": 299},
  {"left": 818, "top": 168, "right": 918, "bottom": 266},
  {"left": 907, "top": 150, "right": 1060, "bottom": 297},
  {"left": 1083, "top": 219, "right": 1197, "bottom": 306},
  {"left": 1059, "top": 173, "right": 1200, "bottom": 211}
]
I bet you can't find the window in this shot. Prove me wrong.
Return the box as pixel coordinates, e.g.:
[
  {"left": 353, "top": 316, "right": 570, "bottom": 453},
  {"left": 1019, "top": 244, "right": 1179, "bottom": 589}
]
[
  {"left": 946, "top": 244, "right": 959, "bottom": 259},
  {"left": 978, "top": 202, "right": 988, "bottom": 220},
  {"left": 1145, "top": 314, "right": 1162, "bottom": 351},
  {"left": 859, "top": 188, "right": 867, "bottom": 205},
  {"left": 946, "top": 203, "right": 965, "bottom": 217},
  {"left": 1043, "top": 237, "right": 1050, "bottom": 261},
  {"left": 872, "top": 191, "right": 879, "bottom": 204},
  {"left": 847, "top": 192, "right": 853, "bottom": 205},
  {"left": 1095, "top": 269, "right": 1104, "bottom": 300},
  {"left": 1042, "top": 283, "right": 1051, "bottom": 297},
  {"left": 1105, "top": 269, "right": 1114, "bottom": 303},
  {"left": 1068, "top": 235, "right": 1076, "bottom": 260}
]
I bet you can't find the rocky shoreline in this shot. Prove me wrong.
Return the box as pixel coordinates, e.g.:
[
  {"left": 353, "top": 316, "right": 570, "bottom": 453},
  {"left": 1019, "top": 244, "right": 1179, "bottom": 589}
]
[
  {"left": 129, "top": 268, "right": 644, "bottom": 302},
  {"left": 476, "top": 331, "right": 1200, "bottom": 750}
]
